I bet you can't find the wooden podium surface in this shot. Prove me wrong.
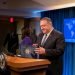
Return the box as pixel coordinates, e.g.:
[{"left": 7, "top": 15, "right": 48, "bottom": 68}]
[{"left": 6, "top": 56, "right": 50, "bottom": 75}]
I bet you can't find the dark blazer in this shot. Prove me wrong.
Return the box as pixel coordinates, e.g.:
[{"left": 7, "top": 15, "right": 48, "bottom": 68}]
[
  {"left": 3, "top": 32, "right": 19, "bottom": 55},
  {"left": 37, "top": 29, "right": 65, "bottom": 75}
]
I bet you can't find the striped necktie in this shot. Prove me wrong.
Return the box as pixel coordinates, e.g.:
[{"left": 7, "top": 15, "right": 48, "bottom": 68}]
[{"left": 41, "top": 34, "right": 47, "bottom": 46}]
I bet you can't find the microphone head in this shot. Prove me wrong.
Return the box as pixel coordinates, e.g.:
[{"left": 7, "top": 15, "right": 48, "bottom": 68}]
[{"left": 0, "top": 52, "right": 6, "bottom": 69}]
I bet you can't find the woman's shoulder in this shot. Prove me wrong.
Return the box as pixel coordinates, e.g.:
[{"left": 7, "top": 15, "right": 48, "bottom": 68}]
[{"left": 24, "top": 36, "right": 31, "bottom": 39}]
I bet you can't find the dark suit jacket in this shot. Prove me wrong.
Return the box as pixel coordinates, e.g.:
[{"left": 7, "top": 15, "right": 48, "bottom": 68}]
[
  {"left": 37, "top": 29, "right": 65, "bottom": 75},
  {"left": 3, "top": 32, "right": 19, "bottom": 55}
]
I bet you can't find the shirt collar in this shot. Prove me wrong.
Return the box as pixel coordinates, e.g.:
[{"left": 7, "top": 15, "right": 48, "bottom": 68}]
[{"left": 46, "top": 27, "right": 54, "bottom": 36}]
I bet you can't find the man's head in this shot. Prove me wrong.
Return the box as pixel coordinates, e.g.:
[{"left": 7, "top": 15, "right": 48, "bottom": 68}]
[{"left": 40, "top": 17, "right": 53, "bottom": 34}]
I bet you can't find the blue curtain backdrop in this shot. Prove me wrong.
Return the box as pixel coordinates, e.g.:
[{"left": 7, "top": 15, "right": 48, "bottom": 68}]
[{"left": 41, "top": 7, "right": 75, "bottom": 75}]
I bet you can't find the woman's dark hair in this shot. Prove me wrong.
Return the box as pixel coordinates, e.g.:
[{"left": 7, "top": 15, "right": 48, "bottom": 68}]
[{"left": 21, "top": 27, "right": 30, "bottom": 39}]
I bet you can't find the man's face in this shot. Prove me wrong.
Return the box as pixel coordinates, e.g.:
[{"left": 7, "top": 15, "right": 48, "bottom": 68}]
[{"left": 40, "top": 20, "right": 51, "bottom": 34}]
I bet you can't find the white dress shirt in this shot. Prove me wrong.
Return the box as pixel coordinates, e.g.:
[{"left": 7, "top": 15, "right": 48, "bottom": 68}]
[{"left": 41, "top": 28, "right": 54, "bottom": 45}]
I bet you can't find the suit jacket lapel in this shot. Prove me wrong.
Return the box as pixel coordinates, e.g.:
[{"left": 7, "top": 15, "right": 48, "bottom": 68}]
[{"left": 43, "top": 29, "right": 54, "bottom": 47}]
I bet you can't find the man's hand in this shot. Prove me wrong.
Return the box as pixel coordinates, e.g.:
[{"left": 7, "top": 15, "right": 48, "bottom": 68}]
[{"left": 34, "top": 47, "right": 46, "bottom": 54}]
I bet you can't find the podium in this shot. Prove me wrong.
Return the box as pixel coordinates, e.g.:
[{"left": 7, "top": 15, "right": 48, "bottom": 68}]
[{"left": 6, "top": 56, "right": 50, "bottom": 75}]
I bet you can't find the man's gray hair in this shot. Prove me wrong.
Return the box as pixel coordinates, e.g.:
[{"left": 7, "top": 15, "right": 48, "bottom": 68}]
[{"left": 40, "top": 17, "right": 52, "bottom": 25}]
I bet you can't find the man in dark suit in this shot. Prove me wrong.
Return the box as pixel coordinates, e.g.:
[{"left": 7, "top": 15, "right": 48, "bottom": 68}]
[
  {"left": 3, "top": 30, "right": 18, "bottom": 55},
  {"left": 34, "top": 17, "right": 65, "bottom": 75}
]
